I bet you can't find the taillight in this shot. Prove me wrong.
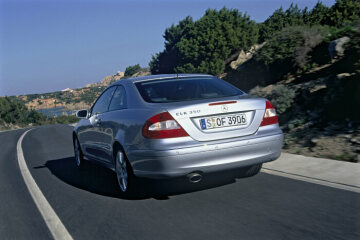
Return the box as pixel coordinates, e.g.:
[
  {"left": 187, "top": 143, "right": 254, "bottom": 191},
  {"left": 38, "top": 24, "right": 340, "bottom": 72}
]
[
  {"left": 260, "top": 101, "right": 278, "bottom": 126},
  {"left": 142, "top": 112, "right": 189, "bottom": 139}
]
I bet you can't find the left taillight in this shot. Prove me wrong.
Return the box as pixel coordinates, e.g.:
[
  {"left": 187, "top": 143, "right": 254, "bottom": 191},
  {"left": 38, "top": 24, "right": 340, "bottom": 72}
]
[
  {"left": 142, "top": 112, "right": 189, "bottom": 139},
  {"left": 260, "top": 101, "right": 279, "bottom": 127}
]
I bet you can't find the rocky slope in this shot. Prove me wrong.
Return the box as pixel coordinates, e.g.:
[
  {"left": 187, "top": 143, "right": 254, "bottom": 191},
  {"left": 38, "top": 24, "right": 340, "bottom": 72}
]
[
  {"left": 13, "top": 69, "right": 151, "bottom": 114},
  {"left": 223, "top": 32, "right": 360, "bottom": 162}
]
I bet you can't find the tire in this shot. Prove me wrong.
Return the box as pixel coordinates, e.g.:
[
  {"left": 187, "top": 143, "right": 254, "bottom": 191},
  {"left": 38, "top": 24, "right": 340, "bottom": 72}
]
[
  {"left": 115, "top": 149, "right": 134, "bottom": 193},
  {"left": 238, "top": 163, "right": 262, "bottom": 178},
  {"left": 73, "top": 137, "right": 85, "bottom": 169}
]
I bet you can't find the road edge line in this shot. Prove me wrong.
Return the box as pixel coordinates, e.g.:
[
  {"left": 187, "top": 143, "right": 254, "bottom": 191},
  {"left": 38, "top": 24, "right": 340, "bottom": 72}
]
[
  {"left": 262, "top": 168, "right": 360, "bottom": 193},
  {"left": 17, "top": 129, "right": 73, "bottom": 240}
]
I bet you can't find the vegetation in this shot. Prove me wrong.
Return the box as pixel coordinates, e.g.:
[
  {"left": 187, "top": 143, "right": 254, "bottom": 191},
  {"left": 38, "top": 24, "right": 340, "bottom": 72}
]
[
  {"left": 1, "top": 97, "right": 30, "bottom": 124},
  {"left": 254, "top": 26, "right": 329, "bottom": 82},
  {"left": 150, "top": 8, "right": 259, "bottom": 75},
  {"left": 252, "top": 85, "right": 296, "bottom": 114},
  {"left": 124, "top": 64, "right": 141, "bottom": 77},
  {"left": 0, "top": 97, "right": 78, "bottom": 130},
  {"left": 259, "top": 0, "right": 360, "bottom": 42},
  {"left": 150, "top": 1, "right": 360, "bottom": 77}
]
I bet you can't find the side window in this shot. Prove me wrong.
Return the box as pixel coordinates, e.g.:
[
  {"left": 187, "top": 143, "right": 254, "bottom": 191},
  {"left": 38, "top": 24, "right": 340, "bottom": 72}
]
[
  {"left": 109, "top": 86, "right": 127, "bottom": 111},
  {"left": 91, "top": 87, "right": 116, "bottom": 115}
]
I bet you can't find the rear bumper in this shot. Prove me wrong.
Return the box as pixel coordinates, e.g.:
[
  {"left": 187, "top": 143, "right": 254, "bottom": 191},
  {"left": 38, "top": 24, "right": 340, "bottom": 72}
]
[{"left": 128, "top": 133, "right": 283, "bottom": 179}]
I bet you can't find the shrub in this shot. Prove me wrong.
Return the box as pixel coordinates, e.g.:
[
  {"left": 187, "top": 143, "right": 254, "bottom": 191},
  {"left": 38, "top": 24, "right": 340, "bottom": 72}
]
[
  {"left": 26, "top": 110, "right": 46, "bottom": 124},
  {"left": 251, "top": 85, "right": 296, "bottom": 114},
  {"left": 269, "top": 85, "right": 296, "bottom": 114},
  {"left": 254, "top": 26, "right": 328, "bottom": 82},
  {"left": 294, "top": 27, "right": 327, "bottom": 70},
  {"left": 0, "top": 97, "right": 79, "bottom": 128},
  {"left": 52, "top": 115, "right": 78, "bottom": 124},
  {"left": 124, "top": 64, "right": 141, "bottom": 77}
]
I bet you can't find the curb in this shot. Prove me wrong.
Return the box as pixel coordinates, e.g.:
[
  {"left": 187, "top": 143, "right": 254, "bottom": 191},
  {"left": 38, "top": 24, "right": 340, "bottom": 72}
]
[{"left": 263, "top": 152, "right": 360, "bottom": 192}]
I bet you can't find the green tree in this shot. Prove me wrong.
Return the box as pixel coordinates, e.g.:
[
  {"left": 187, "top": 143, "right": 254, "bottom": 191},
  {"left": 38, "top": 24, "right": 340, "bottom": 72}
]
[
  {"left": 124, "top": 64, "right": 141, "bottom": 77},
  {"left": 304, "top": 1, "right": 330, "bottom": 25},
  {"left": 324, "top": 0, "right": 360, "bottom": 27},
  {"left": 150, "top": 8, "right": 258, "bottom": 76},
  {"left": 259, "top": 4, "right": 305, "bottom": 42}
]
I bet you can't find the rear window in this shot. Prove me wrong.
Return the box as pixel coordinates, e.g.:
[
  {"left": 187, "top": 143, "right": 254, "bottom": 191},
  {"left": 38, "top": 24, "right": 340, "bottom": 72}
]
[{"left": 135, "top": 77, "right": 243, "bottom": 103}]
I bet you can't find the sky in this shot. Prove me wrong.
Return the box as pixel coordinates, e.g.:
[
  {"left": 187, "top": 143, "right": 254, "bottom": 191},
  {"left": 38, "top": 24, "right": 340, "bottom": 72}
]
[{"left": 0, "top": 0, "right": 335, "bottom": 96}]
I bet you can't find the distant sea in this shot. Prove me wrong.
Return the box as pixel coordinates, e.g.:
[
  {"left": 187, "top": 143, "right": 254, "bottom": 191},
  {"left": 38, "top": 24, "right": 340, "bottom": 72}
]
[{"left": 37, "top": 107, "right": 75, "bottom": 117}]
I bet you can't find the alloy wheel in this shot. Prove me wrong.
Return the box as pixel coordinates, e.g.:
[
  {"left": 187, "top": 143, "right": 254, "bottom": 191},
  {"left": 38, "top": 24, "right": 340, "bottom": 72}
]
[
  {"left": 74, "top": 139, "right": 81, "bottom": 167},
  {"left": 116, "top": 151, "right": 128, "bottom": 192}
]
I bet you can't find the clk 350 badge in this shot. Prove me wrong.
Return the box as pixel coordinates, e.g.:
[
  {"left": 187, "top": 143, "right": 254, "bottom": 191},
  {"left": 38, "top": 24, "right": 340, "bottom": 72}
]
[{"left": 175, "top": 110, "right": 201, "bottom": 116}]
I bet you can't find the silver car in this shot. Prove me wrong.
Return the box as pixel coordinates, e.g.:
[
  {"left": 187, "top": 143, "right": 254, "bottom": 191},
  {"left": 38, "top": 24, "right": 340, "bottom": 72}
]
[{"left": 73, "top": 74, "right": 283, "bottom": 192}]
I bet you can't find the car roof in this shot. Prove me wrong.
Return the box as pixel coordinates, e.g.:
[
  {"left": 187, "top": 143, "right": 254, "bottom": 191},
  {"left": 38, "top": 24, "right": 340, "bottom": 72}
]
[{"left": 109, "top": 73, "right": 213, "bottom": 87}]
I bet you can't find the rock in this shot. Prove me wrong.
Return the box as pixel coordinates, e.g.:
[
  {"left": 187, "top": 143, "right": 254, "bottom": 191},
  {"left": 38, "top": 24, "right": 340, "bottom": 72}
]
[
  {"left": 116, "top": 71, "right": 124, "bottom": 77},
  {"left": 311, "top": 138, "right": 319, "bottom": 144},
  {"left": 310, "top": 84, "right": 327, "bottom": 93},
  {"left": 132, "top": 69, "right": 151, "bottom": 77},
  {"left": 230, "top": 50, "right": 247, "bottom": 69},
  {"left": 328, "top": 36, "right": 350, "bottom": 59},
  {"left": 356, "top": 155, "right": 360, "bottom": 162},
  {"left": 100, "top": 71, "right": 124, "bottom": 86},
  {"left": 336, "top": 73, "right": 353, "bottom": 79},
  {"left": 230, "top": 43, "right": 265, "bottom": 69},
  {"left": 343, "top": 134, "right": 352, "bottom": 139},
  {"left": 350, "top": 138, "right": 360, "bottom": 145}
]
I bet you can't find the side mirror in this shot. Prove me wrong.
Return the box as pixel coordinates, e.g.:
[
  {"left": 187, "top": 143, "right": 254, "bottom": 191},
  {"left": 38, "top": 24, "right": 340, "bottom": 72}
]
[{"left": 76, "top": 109, "right": 88, "bottom": 119}]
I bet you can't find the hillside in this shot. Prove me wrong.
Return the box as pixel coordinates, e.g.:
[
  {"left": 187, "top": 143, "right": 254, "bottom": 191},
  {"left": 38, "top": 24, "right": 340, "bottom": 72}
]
[
  {"left": 0, "top": 97, "right": 78, "bottom": 130},
  {"left": 1, "top": 0, "right": 359, "bottom": 162},
  {"left": 223, "top": 23, "right": 360, "bottom": 162},
  {"left": 10, "top": 67, "right": 151, "bottom": 116}
]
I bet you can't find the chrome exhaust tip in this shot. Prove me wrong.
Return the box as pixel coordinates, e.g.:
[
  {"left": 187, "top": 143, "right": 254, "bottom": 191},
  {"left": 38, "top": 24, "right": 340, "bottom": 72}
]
[{"left": 187, "top": 172, "right": 202, "bottom": 183}]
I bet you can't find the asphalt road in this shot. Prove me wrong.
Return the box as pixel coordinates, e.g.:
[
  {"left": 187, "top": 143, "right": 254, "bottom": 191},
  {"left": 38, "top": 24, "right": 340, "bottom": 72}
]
[{"left": 0, "top": 124, "right": 359, "bottom": 240}]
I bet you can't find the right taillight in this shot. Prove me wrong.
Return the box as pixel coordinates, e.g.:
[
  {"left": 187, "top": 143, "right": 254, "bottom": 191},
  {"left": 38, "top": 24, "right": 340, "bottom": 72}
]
[
  {"left": 260, "top": 101, "right": 278, "bottom": 127},
  {"left": 142, "top": 112, "right": 189, "bottom": 139}
]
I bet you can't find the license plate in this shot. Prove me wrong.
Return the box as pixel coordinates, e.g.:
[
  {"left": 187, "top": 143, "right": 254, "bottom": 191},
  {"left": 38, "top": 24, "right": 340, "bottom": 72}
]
[{"left": 200, "top": 113, "right": 247, "bottom": 130}]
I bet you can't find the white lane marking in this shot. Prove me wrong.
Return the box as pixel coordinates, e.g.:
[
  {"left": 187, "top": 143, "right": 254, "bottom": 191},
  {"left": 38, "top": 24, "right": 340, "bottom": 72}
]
[
  {"left": 262, "top": 168, "right": 360, "bottom": 193},
  {"left": 17, "top": 129, "right": 73, "bottom": 240}
]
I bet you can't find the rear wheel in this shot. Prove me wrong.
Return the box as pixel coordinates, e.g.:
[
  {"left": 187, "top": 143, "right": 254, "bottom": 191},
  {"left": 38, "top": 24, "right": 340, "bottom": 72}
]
[
  {"left": 73, "top": 137, "right": 85, "bottom": 169},
  {"left": 238, "top": 163, "right": 262, "bottom": 178},
  {"left": 115, "top": 150, "right": 134, "bottom": 193}
]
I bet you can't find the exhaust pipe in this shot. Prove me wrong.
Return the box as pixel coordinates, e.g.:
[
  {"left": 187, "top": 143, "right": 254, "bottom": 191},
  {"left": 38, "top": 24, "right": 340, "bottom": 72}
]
[{"left": 187, "top": 172, "right": 202, "bottom": 183}]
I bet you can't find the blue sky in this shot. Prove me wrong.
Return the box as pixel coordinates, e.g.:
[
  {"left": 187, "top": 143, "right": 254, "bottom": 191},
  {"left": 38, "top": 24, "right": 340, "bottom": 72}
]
[{"left": 0, "top": 0, "right": 335, "bottom": 96}]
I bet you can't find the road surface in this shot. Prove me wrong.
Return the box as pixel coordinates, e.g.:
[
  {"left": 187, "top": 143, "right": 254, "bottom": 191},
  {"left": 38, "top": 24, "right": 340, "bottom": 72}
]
[{"left": 0, "top": 125, "right": 359, "bottom": 239}]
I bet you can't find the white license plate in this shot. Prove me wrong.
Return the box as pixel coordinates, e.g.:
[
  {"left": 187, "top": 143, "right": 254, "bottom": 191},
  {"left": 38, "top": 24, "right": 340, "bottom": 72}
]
[{"left": 200, "top": 113, "right": 247, "bottom": 130}]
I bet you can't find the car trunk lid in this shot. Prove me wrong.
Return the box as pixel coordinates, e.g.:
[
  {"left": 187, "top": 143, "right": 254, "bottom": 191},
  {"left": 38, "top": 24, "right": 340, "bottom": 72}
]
[{"left": 165, "top": 96, "right": 266, "bottom": 141}]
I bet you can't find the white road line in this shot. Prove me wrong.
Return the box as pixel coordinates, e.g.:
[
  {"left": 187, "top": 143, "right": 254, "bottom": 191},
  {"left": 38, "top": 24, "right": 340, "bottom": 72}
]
[
  {"left": 262, "top": 168, "right": 360, "bottom": 193},
  {"left": 17, "top": 129, "right": 73, "bottom": 240}
]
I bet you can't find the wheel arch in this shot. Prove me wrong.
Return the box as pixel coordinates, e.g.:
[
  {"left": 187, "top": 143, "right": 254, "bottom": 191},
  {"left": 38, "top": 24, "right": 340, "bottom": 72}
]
[
  {"left": 72, "top": 131, "right": 84, "bottom": 155},
  {"left": 72, "top": 131, "right": 77, "bottom": 142},
  {"left": 112, "top": 141, "right": 128, "bottom": 165}
]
